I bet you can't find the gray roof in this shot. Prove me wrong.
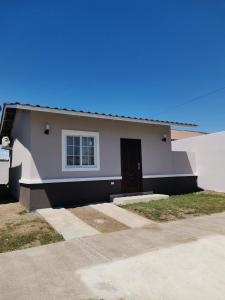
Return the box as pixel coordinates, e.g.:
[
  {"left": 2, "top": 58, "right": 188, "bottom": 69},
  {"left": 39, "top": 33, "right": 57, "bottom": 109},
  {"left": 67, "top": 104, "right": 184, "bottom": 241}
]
[{"left": 0, "top": 102, "right": 198, "bottom": 137}]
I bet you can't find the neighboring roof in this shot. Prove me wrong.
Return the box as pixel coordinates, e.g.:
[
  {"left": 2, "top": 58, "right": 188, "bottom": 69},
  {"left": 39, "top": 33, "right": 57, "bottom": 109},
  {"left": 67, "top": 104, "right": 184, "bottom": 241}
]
[
  {"left": 171, "top": 129, "right": 207, "bottom": 141},
  {"left": 0, "top": 102, "right": 198, "bottom": 137}
]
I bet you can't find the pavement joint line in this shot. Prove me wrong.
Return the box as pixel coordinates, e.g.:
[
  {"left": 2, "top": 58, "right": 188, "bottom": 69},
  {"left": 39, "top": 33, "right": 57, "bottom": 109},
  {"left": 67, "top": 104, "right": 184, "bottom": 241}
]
[
  {"left": 74, "top": 238, "right": 110, "bottom": 262},
  {"left": 77, "top": 238, "right": 111, "bottom": 262}
]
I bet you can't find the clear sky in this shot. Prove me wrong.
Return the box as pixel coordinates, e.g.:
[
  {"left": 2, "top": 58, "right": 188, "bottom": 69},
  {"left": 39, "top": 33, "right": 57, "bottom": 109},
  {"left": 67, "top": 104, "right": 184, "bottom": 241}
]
[{"left": 0, "top": 0, "right": 225, "bottom": 132}]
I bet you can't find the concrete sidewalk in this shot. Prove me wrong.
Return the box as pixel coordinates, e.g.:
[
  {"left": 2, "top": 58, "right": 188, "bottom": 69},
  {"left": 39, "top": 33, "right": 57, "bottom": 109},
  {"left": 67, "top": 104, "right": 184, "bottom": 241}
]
[{"left": 1, "top": 212, "right": 225, "bottom": 299}]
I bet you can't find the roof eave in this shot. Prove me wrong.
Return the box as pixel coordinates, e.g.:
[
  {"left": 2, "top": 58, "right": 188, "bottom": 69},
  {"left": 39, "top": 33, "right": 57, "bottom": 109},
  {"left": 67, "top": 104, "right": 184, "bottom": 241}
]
[{"left": 2, "top": 103, "right": 197, "bottom": 128}]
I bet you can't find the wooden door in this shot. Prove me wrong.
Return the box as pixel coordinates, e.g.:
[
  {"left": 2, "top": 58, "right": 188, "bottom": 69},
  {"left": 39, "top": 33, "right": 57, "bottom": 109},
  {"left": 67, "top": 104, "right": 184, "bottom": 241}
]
[{"left": 120, "top": 138, "right": 142, "bottom": 193}]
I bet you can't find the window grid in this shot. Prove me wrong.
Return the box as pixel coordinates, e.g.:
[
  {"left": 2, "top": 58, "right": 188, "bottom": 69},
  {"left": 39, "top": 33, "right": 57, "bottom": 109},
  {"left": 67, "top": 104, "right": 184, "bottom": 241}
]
[{"left": 66, "top": 135, "right": 95, "bottom": 168}]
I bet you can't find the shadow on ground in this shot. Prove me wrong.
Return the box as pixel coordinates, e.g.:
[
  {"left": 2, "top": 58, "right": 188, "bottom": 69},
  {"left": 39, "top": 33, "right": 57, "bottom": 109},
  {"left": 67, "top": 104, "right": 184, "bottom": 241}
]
[{"left": 0, "top": 185, "right": 16, "bottom": 204}]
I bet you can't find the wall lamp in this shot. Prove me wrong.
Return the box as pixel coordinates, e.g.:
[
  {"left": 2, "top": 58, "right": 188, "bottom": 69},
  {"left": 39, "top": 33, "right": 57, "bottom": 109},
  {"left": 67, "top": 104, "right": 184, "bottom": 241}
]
[
  {"left": 162, "top": 134, "right": 167, "bottom": 142},
  {"left": 44, "top": 123, "right": 50, "bottom": 135}
]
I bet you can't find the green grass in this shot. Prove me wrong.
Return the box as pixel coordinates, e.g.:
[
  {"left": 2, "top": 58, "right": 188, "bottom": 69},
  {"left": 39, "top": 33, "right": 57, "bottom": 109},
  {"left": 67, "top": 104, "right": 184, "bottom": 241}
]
[
  {"left": 0, "top": 219, "right": 64, "bottom": 253},
  {"left": 0, "top": 231, "right": 63, "bottom": 253},
  {"left": 121, "top": 192, "right": 225, "bottom": 222},
  {"left": 18, "top": 209, "right": 27, "bottom": 215}
]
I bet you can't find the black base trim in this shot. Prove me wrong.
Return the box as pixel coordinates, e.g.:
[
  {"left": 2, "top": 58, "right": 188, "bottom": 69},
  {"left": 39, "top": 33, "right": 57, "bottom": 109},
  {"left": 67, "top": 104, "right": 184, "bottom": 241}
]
[
  {"left": 143, "top": 176, "right": 199, "bottom": 195},
  {"left": 19, "top": 176, "right": 199, "bottom": 211},
  {"left": 20, "top": 180, "right": 122, "bottom": 211}
]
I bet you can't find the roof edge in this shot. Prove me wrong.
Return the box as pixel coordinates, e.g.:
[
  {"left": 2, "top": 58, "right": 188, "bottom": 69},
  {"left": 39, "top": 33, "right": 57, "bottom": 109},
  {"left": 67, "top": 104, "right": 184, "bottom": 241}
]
[{"left": 3, "top": 102, "right": 198, "bottom": 128}]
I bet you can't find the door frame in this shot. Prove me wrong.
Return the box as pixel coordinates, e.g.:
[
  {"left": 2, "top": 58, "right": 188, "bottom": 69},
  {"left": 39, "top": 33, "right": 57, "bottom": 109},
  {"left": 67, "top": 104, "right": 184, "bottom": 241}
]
[{"left": 120, "top": 138, "right": 143, "bottom": 193}]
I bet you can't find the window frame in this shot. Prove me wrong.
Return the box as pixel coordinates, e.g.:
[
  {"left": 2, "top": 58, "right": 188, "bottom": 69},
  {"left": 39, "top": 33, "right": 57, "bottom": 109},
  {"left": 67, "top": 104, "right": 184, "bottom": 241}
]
[{"left": 62, "top": 130, "right": 100, "bottom": 171}]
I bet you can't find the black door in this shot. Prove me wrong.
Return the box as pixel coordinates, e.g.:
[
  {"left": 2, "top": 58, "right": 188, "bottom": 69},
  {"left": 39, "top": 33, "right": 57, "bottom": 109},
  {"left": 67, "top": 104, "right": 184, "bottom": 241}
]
[{"left": 120, "top": 138, "right": 142, "bottom": 193}]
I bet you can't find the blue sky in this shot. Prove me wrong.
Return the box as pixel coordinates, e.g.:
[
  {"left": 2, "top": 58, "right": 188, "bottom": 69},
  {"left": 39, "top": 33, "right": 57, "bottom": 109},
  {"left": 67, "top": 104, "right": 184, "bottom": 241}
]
[{"left": 0, "top": 0, "right": 225, "bottom": 132}]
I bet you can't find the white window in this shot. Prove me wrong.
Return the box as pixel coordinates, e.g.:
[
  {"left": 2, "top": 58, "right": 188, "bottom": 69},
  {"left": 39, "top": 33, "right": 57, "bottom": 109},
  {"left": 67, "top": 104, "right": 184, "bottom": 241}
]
[{"left": 62, "top": 130, "right": 100, "bottom": 171}]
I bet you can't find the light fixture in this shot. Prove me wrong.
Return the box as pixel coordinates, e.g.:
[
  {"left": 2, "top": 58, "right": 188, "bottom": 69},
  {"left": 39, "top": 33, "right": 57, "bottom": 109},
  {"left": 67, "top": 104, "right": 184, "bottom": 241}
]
[
  {"left": 162, "top": 134, "right": 167, "bottom": 142},
  {"left": 44, "top": 123, "right": 50, "bottom": 135},
  {"left": 2, "top": 136, "right": 10, "bottom": 147},
  {"left": 1, "top": 136, "right": 12, "bottom": 150}
]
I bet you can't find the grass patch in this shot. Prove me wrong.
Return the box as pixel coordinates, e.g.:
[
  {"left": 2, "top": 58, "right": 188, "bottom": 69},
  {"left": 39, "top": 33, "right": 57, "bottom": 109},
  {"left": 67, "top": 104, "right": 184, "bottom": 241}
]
[
  {"left": 121, "top": 191, "right": 225, "bottom": 222},
  {"left": 0, "top": 232, "right": 37, "bottom": 253},
  {"left": 18, "top": 209, "right": 27, "bottom": 215},
  {"left": 0, "top": 229, "right": 63, "bottom": 253},
  {"left": 0, "top": 202, "right": 64, "bottom": 253},
  {"left": 0, "top": 220, "right": 64, "bottom": 253}
]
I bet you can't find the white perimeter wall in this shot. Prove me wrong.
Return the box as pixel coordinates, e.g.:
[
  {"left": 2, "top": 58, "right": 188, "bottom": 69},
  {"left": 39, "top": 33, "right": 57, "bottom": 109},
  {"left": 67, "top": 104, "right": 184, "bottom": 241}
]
[
  {"left": 172, "top": 131, "right": 225, "bottom": 193},
  {"left": 0, "top": 161, "right": 9, "bottom": 184}
]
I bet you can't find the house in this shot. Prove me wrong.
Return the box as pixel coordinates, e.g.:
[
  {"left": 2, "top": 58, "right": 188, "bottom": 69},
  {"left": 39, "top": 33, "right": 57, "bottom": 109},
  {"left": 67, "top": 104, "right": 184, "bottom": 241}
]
[
  {"left": 0, "top": 102, "right": 198, "bottom": 210},
  {"left": 171, "top": 129, "right": 207, "bottom": 141}
]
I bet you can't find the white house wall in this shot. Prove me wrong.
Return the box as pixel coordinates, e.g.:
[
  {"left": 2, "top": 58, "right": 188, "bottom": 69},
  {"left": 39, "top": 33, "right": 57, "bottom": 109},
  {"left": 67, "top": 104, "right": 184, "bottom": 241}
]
[
  {"left": 10, "top": 110, "right": 32, "bottom": 197},
  {"left": 173, "top": 131, "right": 225, "bottom": 193},
  {"left": 29, "top": 110, "right": 174, "bottom": 180},
  {"left": 0, "top": 161, "right": 10, "bottom": 184}
]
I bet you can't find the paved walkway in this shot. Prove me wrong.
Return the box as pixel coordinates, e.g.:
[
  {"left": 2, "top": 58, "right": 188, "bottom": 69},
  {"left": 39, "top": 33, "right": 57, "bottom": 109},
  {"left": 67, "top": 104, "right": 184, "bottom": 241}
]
[
  {"left": 69, "top": 205, "right": 129, "bottom": 233},
  {"left": 38, "top": 208, "right": 99, "bottom": 240},
  {"left": 91, "top": 203, "right": 153, "bottom": 228},
  {"left": 38, "top": 204, "right": 153, "bottom": 239},
  {"left": 1, "top": 212, "right": 225, "bottom": 299}
]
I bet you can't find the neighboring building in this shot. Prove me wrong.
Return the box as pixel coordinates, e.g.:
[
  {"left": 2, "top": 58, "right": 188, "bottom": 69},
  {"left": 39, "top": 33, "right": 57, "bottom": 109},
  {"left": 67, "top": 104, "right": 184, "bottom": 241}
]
[
  {"left": 171, "top": 129, "right": 207, "bottom": 141},
  {"left": 0, "top": 103, "right": 198, "bottom": 210},
  {"left": 0, "top": 146, "right": 9, "bottom": 185},
  {"left": 0, "top": 161, "right": 9, "bottom": 185}
]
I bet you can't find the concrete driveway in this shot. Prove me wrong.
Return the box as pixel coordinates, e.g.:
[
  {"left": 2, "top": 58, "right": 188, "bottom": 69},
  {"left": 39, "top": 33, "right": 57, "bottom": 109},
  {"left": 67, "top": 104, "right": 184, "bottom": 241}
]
[{"left": 1, "top": 212, "right": 225, "bottom": 299}]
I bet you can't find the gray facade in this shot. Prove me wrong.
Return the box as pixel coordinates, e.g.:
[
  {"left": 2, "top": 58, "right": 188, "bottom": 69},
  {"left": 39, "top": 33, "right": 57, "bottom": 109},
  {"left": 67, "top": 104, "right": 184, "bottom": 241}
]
[
  {"left": 29, "top": 111, "right": 173, "bottom": 180},
  {"left": 10, "top": 110, "right": 31, "bottom": 198}
]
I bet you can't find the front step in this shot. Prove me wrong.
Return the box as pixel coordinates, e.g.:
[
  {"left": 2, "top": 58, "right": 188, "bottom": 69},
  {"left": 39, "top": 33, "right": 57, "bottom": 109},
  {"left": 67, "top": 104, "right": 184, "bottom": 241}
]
[
  {"left": 110, "top": 191, "right": 153, "bottom": 202},
  {"left": 112, "top": 194, "right": 169, "bottom": 205}
]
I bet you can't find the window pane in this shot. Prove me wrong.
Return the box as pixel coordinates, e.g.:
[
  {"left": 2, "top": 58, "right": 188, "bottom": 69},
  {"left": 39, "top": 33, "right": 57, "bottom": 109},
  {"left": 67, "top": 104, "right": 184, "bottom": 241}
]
[
  {"left": 82, "top": 156, "right": 88, "bottom": 165},
  {"left": 67, "top": 146, "right": 73, "bottom": 156},
  {"left": 89, "top": 156, "right": 95, "bottom": 165},
  {"left": 65, "top": 134, "right": 97, "bottom": 168},
  {"left": 82, "top": 137, "right": 88, "bottom": 146},
  {"left": 88, "top": 137, "right": 94, "bottom": 146},
  {"left": 82, "top": 146, "right": 88, "bottom": 156},
  {"left": 74, "top": 146, "right": 80, "bottom": 156},
  {"left": 74, "top": 156, "right": 80, "bottom": 165},
  {"left": 74, "top": 136, "right": 80, "bottom": 146},
  {"left": 67, "top": 136, "right": 73, "bottom": 146},
  {"left": 67, "top": 156, "right": 73, "bottom": 166},
  {"left": 88, "top": 147, "right": 94, "bottom": 156}
]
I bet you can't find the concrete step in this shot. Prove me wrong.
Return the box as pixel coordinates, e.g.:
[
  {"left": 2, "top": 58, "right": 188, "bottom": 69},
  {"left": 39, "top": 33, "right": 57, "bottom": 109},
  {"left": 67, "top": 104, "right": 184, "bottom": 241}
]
[
  {"left": 110, "top": 191, "right": 153, "bottom": 201},
  {"left": 112, "top": 194, "right": 169, "bottom": 205}
]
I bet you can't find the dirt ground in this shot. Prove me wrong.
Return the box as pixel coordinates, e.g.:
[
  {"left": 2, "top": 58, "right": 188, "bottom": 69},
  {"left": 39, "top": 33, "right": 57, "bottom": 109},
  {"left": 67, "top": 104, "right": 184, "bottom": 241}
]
[
  {"left": 0, "top": 202, "right": 33, "bottom": 228},
  {"left": 69, "top": 206, "right": 129, "bottom": 233},
  {"left": 0, "top": 201, "right": 63, "bottom": 253}
]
